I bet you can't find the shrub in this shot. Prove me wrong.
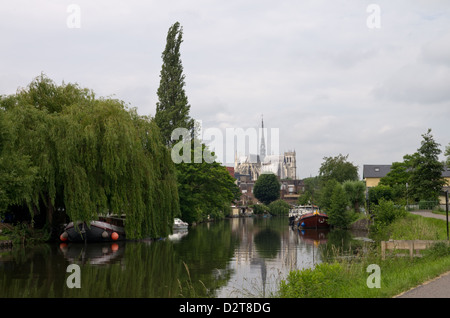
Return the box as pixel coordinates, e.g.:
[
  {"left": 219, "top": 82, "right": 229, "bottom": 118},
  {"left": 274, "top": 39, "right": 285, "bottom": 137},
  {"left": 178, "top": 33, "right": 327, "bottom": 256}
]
[
  {"left": 251, "top": 203, "right": 269, "bottom": 215},
  {"left": 279, "top": 262, "right": 345, "bottom": 298},
  {"left": 372, "top": 199, "right": 406, "bottom": 226},
  {"left": 268, "top": 199, "right": 290, "bottom": 216},
  {"left": 423, "top": 242, "right": 450, "bottom": 259}
]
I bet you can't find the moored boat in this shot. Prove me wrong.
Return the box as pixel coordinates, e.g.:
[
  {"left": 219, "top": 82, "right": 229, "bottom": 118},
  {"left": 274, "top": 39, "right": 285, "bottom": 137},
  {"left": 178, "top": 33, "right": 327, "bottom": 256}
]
[
  {"left": 289, "top": 205, "right": 309, "bottom": 225},
  {"left": 173, "top": 218, "right": 188, "bottom": 230},
  {"left": 297, "top": 210, "right": 329, "bottom": 229},
  {"left": 60, "top": 216, "right": 126, "bottom": 243}
]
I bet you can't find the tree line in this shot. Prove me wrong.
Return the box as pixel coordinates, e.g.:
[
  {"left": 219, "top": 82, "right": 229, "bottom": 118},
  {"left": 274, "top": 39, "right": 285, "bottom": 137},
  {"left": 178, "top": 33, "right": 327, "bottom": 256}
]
[
  {"left": 296, "top": 129, "right": 449, "bottom": 229},
  {"left": 370, "top": 129, "right": 448, "bottom": 209}
]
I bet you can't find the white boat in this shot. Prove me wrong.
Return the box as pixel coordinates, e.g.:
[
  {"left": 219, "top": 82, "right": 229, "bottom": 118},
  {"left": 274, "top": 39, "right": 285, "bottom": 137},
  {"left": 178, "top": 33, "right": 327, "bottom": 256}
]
[{"left": 173, "top": 218, "right": 188, "bottom": 230}]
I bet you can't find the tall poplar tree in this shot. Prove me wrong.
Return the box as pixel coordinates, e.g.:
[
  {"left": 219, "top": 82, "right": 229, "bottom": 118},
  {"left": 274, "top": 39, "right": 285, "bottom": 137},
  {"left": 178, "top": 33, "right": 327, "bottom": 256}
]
[{"left": 155, "top": 22, "right": 194, "bottom": 146}]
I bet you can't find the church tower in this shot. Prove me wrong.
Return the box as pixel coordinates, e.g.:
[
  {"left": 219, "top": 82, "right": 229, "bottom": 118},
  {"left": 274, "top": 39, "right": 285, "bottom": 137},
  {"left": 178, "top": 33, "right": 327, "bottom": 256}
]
[
  {"left": 259, "top": 114, "right": 266, "bottom": 162},
  {"left": 284, "top": 151, "right": 297, "bottom": 180}
]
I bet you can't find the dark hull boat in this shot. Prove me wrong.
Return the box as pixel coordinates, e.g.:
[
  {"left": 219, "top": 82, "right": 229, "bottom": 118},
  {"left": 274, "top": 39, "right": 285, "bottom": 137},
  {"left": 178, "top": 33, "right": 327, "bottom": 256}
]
[
  {"left": 297, "top": 211, "right": 329, "bottom": 229},
  {"left": 60, "top": 216, "right": 126, "bottom": 243}
]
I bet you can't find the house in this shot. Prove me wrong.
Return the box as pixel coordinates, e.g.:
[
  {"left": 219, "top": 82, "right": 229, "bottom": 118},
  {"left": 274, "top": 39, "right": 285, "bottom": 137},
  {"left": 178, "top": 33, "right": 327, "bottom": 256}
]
[
  {"left": 363, "top": 165, "right": 392, "bottom": 187},
  {"left": 363, "top": 164, "right": 450, "bottom": 206}
]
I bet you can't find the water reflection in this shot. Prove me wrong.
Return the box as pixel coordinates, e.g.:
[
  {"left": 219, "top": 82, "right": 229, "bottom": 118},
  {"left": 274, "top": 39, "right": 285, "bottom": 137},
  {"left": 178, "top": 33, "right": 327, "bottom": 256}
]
[
  {"left": 59, "top": 242, "right": 126, "bottom": 265},
  {"left": 0, "top": 217, "right": 366, "bottom": 298}
]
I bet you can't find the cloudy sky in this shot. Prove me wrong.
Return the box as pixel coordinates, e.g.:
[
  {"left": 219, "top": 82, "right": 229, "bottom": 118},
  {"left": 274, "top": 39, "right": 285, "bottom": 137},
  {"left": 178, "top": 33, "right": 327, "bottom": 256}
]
[{"left": 1, "top": 1, "right": 450, "bottom": 179}]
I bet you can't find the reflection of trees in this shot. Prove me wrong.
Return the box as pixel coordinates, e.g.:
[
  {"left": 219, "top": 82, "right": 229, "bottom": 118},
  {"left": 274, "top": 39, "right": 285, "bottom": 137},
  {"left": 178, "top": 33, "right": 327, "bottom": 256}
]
[
  {"left": 0, "top": 244, "right": 66, "bottom": 297},
  {"left": 172, "top": 220, "right": 240, "bottom": 297},
  {"left": 0, "top": 221, "right": 240, "bottom": 298},
  {"left": 319, "top": 229, "right": 361, "bottom": 262},
  {"left": 0, "top": 219, "right": 370, "bottom": 298},
  {"left": 254, "top": 228, "right": 280, "bottom": 259}
]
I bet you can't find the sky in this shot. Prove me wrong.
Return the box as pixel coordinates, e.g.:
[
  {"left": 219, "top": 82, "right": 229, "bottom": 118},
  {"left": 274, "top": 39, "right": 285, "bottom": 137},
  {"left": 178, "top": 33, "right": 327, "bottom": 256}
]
[{"left": 1, "top": 0, "right": 450, "bottom": 179}]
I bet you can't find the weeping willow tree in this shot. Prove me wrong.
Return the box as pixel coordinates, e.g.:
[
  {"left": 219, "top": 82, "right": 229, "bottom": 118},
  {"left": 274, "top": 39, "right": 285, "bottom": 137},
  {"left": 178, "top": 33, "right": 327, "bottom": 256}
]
[{"left": 0, "top": 74, "right": 179, "bottom": 239}]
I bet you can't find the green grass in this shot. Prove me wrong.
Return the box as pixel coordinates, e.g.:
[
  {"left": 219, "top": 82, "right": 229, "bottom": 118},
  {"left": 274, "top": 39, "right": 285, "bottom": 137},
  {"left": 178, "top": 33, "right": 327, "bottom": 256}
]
[{"left": 388, "top": 213, "right": 448, "bottom": 240}]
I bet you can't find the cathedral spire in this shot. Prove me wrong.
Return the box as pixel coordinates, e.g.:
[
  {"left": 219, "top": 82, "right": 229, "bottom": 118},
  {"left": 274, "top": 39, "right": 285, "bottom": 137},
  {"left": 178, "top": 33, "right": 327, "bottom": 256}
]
[{"left": 260, "top": 114, "right": 266, "bottom": 162}]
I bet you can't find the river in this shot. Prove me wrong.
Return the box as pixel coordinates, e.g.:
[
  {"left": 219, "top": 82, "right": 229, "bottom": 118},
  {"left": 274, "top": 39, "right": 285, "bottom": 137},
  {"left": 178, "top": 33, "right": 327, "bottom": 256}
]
[{"left": 0, "top": 216, "right": 365, "bottom": 298}]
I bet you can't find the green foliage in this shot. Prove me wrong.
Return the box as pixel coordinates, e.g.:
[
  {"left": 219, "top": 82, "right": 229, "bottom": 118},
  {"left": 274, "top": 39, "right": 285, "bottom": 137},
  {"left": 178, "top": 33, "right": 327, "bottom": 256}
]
[
  {"left": 379, "top": 161, "right": 411, "bottom": 191},
  {"left": 268, "top": 199, "right": 290, "bottom": 216},
  {"left": 251, "top": 203, "right": 269, "bottom": 215},
  {"left": 423, "top": 242, "right": 450, "bottom": 259},
  {"left": 154, "top": 22, "right": 194, "bottom": 147},
  {"left": 446, "top": 143, "right": 450, "bottom": 167},
  {"left": 370, "top": 199, "right": 406, "bottom": 236},
  {"left": 279, "top": 262, "right": 346, "bottom": 298},
  {"left": 368, "top": 184, "right": 393, "bottom": 205},
  {"left": 253, "top": 173, "right": 281, "bottom": 205},
  {"left": 326, "top": 183, "right": 355, "bottom": 228},
  {"left": 317, "top": 179, "right": 339, "bottom": 211},
  {"left": 387, "top": 213, "right": 444, "bottom": 240},
  {"left": 6, "top": 222, "right": 50, "bottom": 245},
  {"left": 0, "top": 113, "right": 37, "bottom": 216},
  {"left": 370, "top": 130, "right": 446, "bottom": 207},
  {"left": 342, "top": 180, "right": 365, "bottom": 212},
  {"left": 408, "top": 129, "right": 445, "bottom": 202},
  {"left": 319, "top": 154, "right": 358, "bottom": 183},
  {"left": 302, "top": 176, "right": 321, "bottom": 200},
  {"left": 175, "top": 140, "right": 239, "bottom": 224},
  {"left": 297, "top": 190, "right": 311, "bottom": 205},
  {"left": 0, "top": 74, "right": 180, "bottom": 239}
]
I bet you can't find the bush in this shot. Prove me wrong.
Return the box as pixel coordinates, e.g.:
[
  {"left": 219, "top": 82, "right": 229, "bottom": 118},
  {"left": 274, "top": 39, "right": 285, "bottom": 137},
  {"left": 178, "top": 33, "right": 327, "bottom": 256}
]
[
  {"left": 268, "top": 199, "right": 290, "bottom": 216},
  {"left": 372, "top": 199, "right": 406, "bottom": 226},
  {"left": 279, "top": 262, "right": 345, "bottom": 298},
  {"left": 251, "top": 203, "right": 269, "bottom": 215},
  {"left": 423, "top": 242, "right": 450, "bottom": 259},
  {"left": 370, "top": 199, "right": 407, "bottom": 239}
]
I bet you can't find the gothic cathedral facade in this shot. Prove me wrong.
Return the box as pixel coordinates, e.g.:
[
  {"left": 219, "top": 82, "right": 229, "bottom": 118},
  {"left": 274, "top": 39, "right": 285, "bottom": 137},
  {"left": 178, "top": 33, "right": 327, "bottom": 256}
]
[{"left": 234, "top": 117, "right": 297, "bottom": 181}]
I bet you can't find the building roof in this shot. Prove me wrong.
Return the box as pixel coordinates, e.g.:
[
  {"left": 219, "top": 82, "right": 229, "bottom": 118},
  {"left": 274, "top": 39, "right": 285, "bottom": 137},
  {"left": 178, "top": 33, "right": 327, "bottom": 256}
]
[
  {"left": 363, "top": 164, "right": 450, "bottom": 179},
  {"left": 443, "top": 166, "right": 450, "bottom": 178},
  {"left": 363, "top": 165, "right": 392, "bottom": 179},
  {"left": 237, "top": 154, "right": 260, "bottom": 164}
]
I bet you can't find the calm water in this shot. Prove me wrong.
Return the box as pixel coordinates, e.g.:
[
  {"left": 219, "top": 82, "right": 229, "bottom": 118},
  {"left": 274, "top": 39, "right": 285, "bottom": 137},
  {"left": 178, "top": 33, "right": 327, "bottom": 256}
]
[{"left": 0, "top": 217, "right": 363, "bottom": 298}]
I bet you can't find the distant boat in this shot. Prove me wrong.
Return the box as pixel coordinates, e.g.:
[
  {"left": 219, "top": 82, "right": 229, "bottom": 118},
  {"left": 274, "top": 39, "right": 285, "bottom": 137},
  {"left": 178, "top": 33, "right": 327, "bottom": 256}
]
[
  {"left": 60, "top": 216, "right": 126, "bottom": 243},
  {"left": 173, "top": 218, "right": 188, "bottom": 230}
]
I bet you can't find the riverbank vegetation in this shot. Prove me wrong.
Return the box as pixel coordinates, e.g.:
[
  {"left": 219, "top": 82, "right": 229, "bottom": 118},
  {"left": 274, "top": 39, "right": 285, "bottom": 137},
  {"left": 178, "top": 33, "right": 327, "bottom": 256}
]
[
  {"left": 280, "top": 130, "right": 450, "bottom": 298},
  {"left": 279, "top": 213, "right": 450, "bottom": 298}
]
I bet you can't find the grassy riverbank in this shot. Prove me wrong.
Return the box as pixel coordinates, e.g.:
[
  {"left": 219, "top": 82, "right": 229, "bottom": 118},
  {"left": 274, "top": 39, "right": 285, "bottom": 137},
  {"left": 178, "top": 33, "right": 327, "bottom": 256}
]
[{"left": 279, "top": 213, "right": 450, "bottom": 298}]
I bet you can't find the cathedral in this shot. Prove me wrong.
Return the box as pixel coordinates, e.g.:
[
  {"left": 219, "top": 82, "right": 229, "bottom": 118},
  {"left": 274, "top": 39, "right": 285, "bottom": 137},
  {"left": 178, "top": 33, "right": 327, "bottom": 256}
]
[{"left": 234, "top": 117, "right": 297, "bottom": 181}]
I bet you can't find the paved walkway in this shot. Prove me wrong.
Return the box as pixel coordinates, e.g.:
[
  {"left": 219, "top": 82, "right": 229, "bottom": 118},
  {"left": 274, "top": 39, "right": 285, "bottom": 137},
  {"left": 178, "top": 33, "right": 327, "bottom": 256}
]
[
  {"left": 396, "top": 210, "right": 450, "bottom": 298},
  {"left": 396, "top": 270, "right": 450, "bottom": 298},
  {"left": 410, "top": 210, "right": 449, "bottom": 221}
]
